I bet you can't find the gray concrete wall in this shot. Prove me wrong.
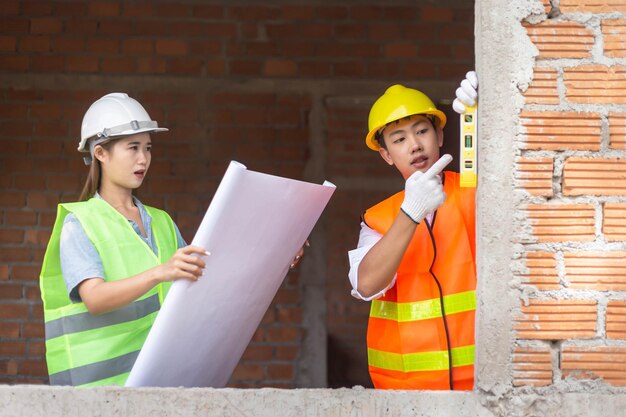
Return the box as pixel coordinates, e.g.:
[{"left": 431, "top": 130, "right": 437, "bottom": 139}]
[{"left": 2, "top": 386, "right": 626, "bottom": 417}]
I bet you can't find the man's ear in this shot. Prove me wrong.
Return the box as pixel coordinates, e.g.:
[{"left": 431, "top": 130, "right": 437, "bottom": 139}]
[
  {"left": 378, "top": 147, "right": 394, "bottom": 166},
  {"left": 437, "top": 126, "right": 444, "bottom": 148}
]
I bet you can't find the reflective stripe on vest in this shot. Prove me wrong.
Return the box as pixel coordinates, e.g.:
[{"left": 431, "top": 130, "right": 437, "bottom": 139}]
[
  {"left": 40, "top": 198, "right": 177, "bottom": 386},
  {"left": 370, "top": 290, "right": 476, "bottom": 322},
  {"left": 368, "top": 345, "right": 475, "bottom": 372},
  {"left": 49, "top": 350, "right": 139, "bottom": 386},
  {"left": 45, "top": 293, "right": 160, "bottom": 340}
]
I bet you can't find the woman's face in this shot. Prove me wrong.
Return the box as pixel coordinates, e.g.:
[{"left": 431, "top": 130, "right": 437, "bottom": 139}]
[{"left": 96, "top": 132, "right": 152, "bottom": 191}]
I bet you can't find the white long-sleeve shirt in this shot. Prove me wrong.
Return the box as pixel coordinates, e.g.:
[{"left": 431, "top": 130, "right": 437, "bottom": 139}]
[{"left": 347, "top": 213, "right": 433, "bottom": 301}]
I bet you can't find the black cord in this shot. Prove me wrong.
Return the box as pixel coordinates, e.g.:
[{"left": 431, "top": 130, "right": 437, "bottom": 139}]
[{"left": 425, "top": 173, "right": 454, "bottom": 390}]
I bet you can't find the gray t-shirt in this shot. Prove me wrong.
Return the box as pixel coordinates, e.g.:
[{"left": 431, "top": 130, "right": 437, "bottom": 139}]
[{"left": 59, "top": 195, "right": 186, "bottom": 302}]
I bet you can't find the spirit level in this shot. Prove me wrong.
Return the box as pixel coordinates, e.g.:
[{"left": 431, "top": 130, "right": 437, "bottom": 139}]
[{"left": 460, "top": 104, "right": 477, "bottom": 188}]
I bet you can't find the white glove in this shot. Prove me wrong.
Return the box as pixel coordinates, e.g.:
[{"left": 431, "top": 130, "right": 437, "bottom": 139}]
[
  {"left": 401, "top": 154, "right": 452, "bottom": 223},
  {"left": 452, "top": 71, "right": 478, "bottom": 114}
]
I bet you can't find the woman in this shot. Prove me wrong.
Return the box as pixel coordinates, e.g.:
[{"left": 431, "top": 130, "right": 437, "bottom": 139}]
[{"left": 39, "top": 93, "right": 209, "bottom": 386}]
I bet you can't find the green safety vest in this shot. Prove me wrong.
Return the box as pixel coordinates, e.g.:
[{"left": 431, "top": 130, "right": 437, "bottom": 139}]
[{"left": 39, "top": 198, "right": 177, "bottom": 387}]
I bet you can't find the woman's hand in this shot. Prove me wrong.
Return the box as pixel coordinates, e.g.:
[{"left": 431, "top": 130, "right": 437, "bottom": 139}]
[
  {"left": 290, "top": 239, "right": 310, "bottom": 270},
  {"left": 156, "top": 245, "right": 209, "bottom": 282}
]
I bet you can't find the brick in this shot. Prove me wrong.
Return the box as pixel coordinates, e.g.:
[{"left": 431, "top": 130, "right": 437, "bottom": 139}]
[
  {"left": 192, "top": 5, "right": 224, "bottom": 19},
  {"left": 515, "top": 157, "right": 553, "bottom": 197},
  {"left": 524, "top": 21, "right": 593, "bottom": 59},
  {"left": 155, "top": 39, "right": 188, "bottom": 56},
  {"left": 603, "top": 20, "right": 626, "bottom": 57},
  {"left": 266, "top": 327, "right": 301, "bottom": 343},
  {"left": 15, "top": 174, "right": 46, "bottom": 190},
  {"left": 610, "top": 113, "right": 626, "bottom": 149},
  {"left": 280, "top": 5, "right": 314, "bottom": 20},
  {"left": 0, "top": 191, "right": 26, "bottom": 207},
  {"left": 267, "top": 364, "right": 294, "bottom": 380},
  {"left": 230, "top": 363, "right": 263, "bottom": 380},
  {"left": 101, "top": 57, "right": 135, "bottom": 74},
  {"left": 520, "top": 111, "right": 602, "bottom": 151},
  {"left": 561, "top": 346, "right": 626, "bottom": 386},
  {"left": 64, "top": 19, "right": 98, "bottom": 34},
  {"left": 228, "top": 5, "right": 278, "bottom": 21},
  {"left": 561, "top": 0, "right": 626, "bottom": 13},
  {"left": 315, "top": 6, "right": 348, "bottom": 20},
  {"left": 88, "top": 2, "right": 120, "bottom": 16},
  {"left": 0, "top": 17, "right": 29, "bottom": 33},
  {"left": 0, "top": 283, "right": 22, "bottom": 299},
  {"left": 0, "top": 304, "right": 28, "bottom": 320},
  {"left": 524, "top": 68, "right": 559, "bottom": 105},
  {"left": 275, "top": 346, "right": 299, "bottom": 361},
  {"left": 263, "top": 59, "right": 297, "bottom": 76},
  {"left": 122, "top": 39, "right": 153, "bottom": 55},
  {"left": 0, "top": 247, "right": 31, "bottom": 262},
  {"left": 301, "top": 23, "right": 332, "bottom": 39},
  {"left": 66, "top": 56, "right": 99, "bottom": 73},
  {"left": 0, "top": 360, "right": 18, "bottom": 375},
  {"left": 23, "top": 322, "right": 44, "bottom": 338},
  {"left": 98, "top": 20, "right": 132, "bottom": 36},
  {"left": 565, "top": 252, "right": 626, "bottom": 291},
  {"left": 368, "top": 24, "right": 402, "bottom": 41},
  {"left": 512, "top": 346, "right": 553, "bottom": 387},
  {"left": 241, "top": 345, "right": 273, "bottom": 361},
  {"left": 517, "top": 252, "right": 559, "bottom": 290},
  {"left": 20, "top": 360, "right": 47, "bottom": 377},
  {"left": 54, "top": 2, "right": 88, "bottom": 16},
  {"left": 563, "top": 158, "right": 626, "bottom": 196},
  {"left": 0, "top": 0, "right": 19, "bottom": 15},
  {"left": 11, "top": 266, "right": 40, "bottom": 282},
  {"left": 0, "top": 56, "right": 29, "bottom": 71},
  {"left": 31, "top": 55, "right": 64, "bottom": 72},
  {"left": 231, "top": 60, "right": 262, "bottom": 76},
  {"left": 526, "top": 204, "right": 595, "bottom": 242},
  {"left": 0, "top": 265, "right": 8, "bottom": 280},
  {"left": 0, "top": 322, "right": 19, "bottom": 338},
  {"left": 19, "top": 36, "right": 50, "bottom": 52},
  {"left": 0, "top": 229, "right": 24, "bottom": 244},
  {"left": 0, "top": 341, "right": 26, "bottom": 356},
  {"left": 420, "top": 6, "right": 453, "bottom": 22},
  {"left": 514, "top": 299, "right": 597, "bottom": 340},
  {"left": 136, "top": 57, "right": 166, "bottom": 74},
  {"left": 384, "top": 43, "right": 417, "bottom": 58},
  {"left": 30, "top": 17, "right": 62, "bottom": 34},
  {"left": 167, "top": 58, "right": 202, "bottom": 75},
  {"left": 0, "top": 35, "right": 17, "bottom": 52},
  {"left": 607, "top": 300, "right": 626, "bottom": 339},
  {"left": 154, "top": 3, "right": 191, "bottom": 18},
  {"left": 564, "top": 65, "right": 626, "bottom": 104},
  {"left": 603, "top": 203, "right": 626, "bottom": 241}
]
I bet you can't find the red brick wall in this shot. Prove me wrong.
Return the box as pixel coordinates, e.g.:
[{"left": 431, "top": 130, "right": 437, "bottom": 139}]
[
  {"left": 513, "top": 1, "right": 626, "bottom": 388},
  {"left": 0, "top": 0, "right": 474, "bottom": 387}
]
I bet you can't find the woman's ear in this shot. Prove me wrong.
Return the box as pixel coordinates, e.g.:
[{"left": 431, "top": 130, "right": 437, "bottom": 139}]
[{"left": 93, "top": 145, "right": 107, "bottom": 163}]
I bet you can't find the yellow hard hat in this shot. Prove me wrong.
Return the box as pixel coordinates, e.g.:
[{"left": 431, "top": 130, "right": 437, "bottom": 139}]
[{"left": 366, "top": 84, "right": 447, "bottom": 151}]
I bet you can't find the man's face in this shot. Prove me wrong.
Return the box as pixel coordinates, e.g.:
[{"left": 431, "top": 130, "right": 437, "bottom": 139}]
[{"left": 378, "top": 114, "right": 444, "bottom": 180}]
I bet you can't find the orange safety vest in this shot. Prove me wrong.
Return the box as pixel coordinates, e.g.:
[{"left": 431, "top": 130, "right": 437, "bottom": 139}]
[{"left": 362, "top": 171, "right": 476, "bottom": 390}]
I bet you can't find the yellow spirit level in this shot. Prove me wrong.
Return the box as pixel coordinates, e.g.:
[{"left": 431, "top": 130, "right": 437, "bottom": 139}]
[{"left": 460, "top": 104, "right": 477, "bottom": 188}]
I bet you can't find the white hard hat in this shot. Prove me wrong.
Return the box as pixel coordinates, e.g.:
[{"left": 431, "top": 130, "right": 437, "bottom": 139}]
[{"left": 78, "top": 92, "right": 168, "bottom": 154}]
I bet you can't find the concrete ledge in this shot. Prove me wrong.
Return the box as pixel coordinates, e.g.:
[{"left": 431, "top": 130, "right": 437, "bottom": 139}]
[{"left": 2, "top": 386, "right": 626, "bottom": 417}]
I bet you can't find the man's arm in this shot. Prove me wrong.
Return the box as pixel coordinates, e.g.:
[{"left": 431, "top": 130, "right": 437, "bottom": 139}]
[{"left": 356, "top": 154, "right": 452, "bottom": 298}]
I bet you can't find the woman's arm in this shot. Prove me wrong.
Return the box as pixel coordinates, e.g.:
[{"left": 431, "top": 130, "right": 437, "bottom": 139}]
[{"left": 78, "top": 245, "right": 208, "bottom": 315}]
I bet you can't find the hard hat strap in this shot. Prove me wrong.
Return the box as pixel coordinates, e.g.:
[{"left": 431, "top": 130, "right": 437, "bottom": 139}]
[
  {"left": 97, "top": 120, "right": 158, "bottom": 138},
  {"left": 83, "top": 120, "right": 159, "bottom": 165}
]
